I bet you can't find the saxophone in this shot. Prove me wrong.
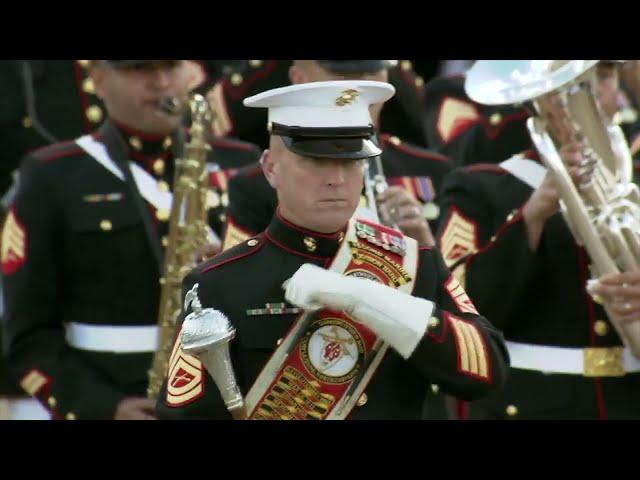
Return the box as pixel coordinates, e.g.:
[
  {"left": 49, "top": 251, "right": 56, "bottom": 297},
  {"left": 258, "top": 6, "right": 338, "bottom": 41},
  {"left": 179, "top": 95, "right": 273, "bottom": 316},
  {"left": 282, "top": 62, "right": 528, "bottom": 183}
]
[
  {"left": 466, "top": 60, "right": 640, "bottom": 359},
  {"left": 147, "top": 93, "right": 213, "bottom": 400}
]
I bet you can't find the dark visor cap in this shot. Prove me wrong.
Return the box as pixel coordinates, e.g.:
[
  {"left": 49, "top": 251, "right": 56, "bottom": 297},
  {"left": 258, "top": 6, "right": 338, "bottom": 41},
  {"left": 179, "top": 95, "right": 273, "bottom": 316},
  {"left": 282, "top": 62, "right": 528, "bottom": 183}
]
[
  {"left": 271, "top": 123, "right": 381, "bottom": 160},
  {"left": 102, "top": 60, "right": 176, "bottom": 68},
  {"left": 316, "top": 60, "right": 396, "bottom": 73}
]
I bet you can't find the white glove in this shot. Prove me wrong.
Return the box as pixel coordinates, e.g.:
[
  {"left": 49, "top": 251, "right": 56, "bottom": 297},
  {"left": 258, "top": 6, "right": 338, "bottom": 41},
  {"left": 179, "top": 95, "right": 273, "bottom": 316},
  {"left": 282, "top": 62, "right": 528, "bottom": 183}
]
[{"left": 283, "top": 264, "right": 434, "bottom": 359}]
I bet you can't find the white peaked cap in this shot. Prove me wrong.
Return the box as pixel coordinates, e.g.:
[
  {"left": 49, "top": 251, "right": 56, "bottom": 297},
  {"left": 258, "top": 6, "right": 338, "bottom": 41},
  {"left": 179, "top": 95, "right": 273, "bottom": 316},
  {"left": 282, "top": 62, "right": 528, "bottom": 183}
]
[{"left": 243, "top": 80, "right": 396, "bottom": 129}]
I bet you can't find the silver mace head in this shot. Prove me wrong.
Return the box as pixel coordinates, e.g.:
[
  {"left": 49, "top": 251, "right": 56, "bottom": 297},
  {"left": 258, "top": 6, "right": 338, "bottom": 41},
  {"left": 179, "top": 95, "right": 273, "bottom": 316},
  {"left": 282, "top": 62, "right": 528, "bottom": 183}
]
[{"left": 181, "top": 283, "right": 244, "bottom": 413}]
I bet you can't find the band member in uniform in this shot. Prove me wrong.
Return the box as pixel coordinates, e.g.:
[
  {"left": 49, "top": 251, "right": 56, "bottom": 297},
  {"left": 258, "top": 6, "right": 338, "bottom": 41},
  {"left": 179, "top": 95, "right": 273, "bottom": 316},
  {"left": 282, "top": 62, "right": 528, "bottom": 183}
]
[
  {"left": 155, "top": 80, "right": 509, "bottom": 420},
  {"left": 1, "top": 60, "right": 260, "bottom": 420},
  {"left": 207, "top": 60, "right": 429, "bottom": 150},
  {"left": 222, "top": 61, "right": 452, "bottom": 253},
  {"left": 223, "top": 119, "right": 451, "bottom": 252},
  {"left": 423, "top": 60, "right": 640, "bottom": 169},
  {"left": 437, "top": 60, "right": 640, "bottom": 419},
  {"left": 0, "top": 59, "right": 214, "bottom": 419}
]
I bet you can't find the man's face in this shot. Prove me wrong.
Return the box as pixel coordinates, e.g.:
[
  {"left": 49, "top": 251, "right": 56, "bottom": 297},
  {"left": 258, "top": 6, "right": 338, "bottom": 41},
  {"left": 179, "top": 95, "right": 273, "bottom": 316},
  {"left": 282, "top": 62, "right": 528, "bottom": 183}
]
[
  {"left": 91, "top": 60, "right": 192, "bottom": 135},
  {"left": 265, "top": 137, "right": 365, "bottom": 233}
]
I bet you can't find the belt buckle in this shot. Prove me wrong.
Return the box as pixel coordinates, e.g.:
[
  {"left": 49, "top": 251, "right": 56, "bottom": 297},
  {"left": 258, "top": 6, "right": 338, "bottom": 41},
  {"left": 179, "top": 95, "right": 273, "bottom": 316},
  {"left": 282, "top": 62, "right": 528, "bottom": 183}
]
[{"left": 583, "top": 347, "right": 625, "bottom": 377}]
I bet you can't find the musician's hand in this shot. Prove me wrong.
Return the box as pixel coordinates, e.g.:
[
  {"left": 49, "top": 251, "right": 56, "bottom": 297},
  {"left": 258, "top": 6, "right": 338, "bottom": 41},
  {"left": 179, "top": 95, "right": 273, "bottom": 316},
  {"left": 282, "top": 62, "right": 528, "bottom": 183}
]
[
  {"left": 522, "top": 142, "right": 584, "bottom": 251},
  {"left": 377, "top": 187, "right": 434, "bottom": 246},
  {"left": 588, "top": 271, "right": 640, "bottom": 324},
  {"left": 114, "top": 397, "right": 157, "bottom": 420},
  {"left": 536, "top": 93, "right": 574, "bottom": 145}
]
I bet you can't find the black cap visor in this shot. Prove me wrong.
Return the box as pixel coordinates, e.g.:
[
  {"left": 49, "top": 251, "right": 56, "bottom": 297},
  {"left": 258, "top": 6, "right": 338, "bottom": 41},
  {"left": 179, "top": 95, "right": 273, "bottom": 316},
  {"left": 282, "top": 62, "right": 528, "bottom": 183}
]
[
  {"left": 102, "top": 60, "right": 178, "bottom": 69},
  {"left": 316, "top": 60, "right": 394, "bottom": 73},
  {"left": 271, "top": 123, "right": 381, "bottom": 160}
]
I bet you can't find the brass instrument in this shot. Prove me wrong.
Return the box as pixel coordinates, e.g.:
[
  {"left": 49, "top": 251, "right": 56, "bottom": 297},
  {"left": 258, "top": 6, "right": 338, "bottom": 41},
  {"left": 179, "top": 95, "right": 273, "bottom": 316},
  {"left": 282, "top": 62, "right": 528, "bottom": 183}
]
[
  {"left": 147, "top": 94, "right": 213, "bottom": 400},
  {"left": 466, "top": 60, "right": 640, "bottom": 359}
]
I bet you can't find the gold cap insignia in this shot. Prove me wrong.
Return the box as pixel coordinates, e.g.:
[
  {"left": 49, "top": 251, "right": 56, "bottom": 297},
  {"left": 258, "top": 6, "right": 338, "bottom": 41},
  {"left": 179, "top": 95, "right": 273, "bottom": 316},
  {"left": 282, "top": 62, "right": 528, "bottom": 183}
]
[{"left": 336, "top": 89, "right": 360, "bottom": 106}]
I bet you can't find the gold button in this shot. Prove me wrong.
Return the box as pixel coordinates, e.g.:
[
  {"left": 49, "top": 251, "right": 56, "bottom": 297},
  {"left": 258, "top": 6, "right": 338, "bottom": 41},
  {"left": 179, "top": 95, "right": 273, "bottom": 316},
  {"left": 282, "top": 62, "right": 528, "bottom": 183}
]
[
  {"left": 594, "top": 320, "right": 609, "bottom": 337},
  {"left": 219, "top": 213, "right": 227, "bottom": 223},
  {"left": 401, "top": 60, "right": 412, "bottom": 71},
  {"left": 431, "top": 383, "right": 440, "bottom": 394},
  {"left": 506, "top": 405, "right": 518, "bottom": 417},
  {"left": 161, "top": 236, "right": 169, "bottom": 247},
  {"left": 429, "top": 316, "right": 440, "bottom": 329},
  {"left": 153, "top": 159, "right": 165, "bottom": 176},
  {"left": 490, "top": 235, "right": 497, "bottom": 242},
  {"left": 303, "top": 236, "right": 317, "bottom": 253},
  {"left": 22, "top": 116, "right": 33, "bottom": 128},
  {"left": 157, "top": 180, "right": 170, "bottom": 193},
  {"left": 249, "top": 60, "right": 263, "bottom": 68},
  {"left": 356, "top": 392, "right": 368, "bottom": 407},
  {"left": 163, "top": 137, "right": 173, "bottom": 149},
  {"left": 65, "top": 412, "right": 76, "bottom": 420},
  {"left": 77, "top": 60, "right": 90, "bottom": 68},
  {"left": 159, "top": 277, "right": 166, "bottom": 285},
  {"left": 221, "top": 192, "right": 229, "bottom": 208},
  {"left": 247, "top": 239, "right": 259, "bottom": 247},
  {"left": 415, "top": 76, "right": 424, "bottom": 88},
  {"left": 489, "top": 113, "right": 502, "bottom": 126},
  {"left": 82, "top": 77, "right": 95, "bottom": 94},
  {"left": 276, "top": 338, "right": 283, "bottom": 346},
  {"left": 129, "top": 136, "right": 142, "bottom": 151},
  {"left": 100, "top": 220, "right": 112, "bottom": 231},
  {"left": 389, "top": 136, "right": 401, "bottom": 146},
  {"left": 231, "top": 73, "right": 243, "bottom": 86},
  {"left": 207, "top": 191, "right": 221, "bottom": 209},
  {"left": 156, "top": 209, "right": 170, "bottom": 221},
  {"left": 86, "top": 105, "right": 103, "bottom": 124},
  {"left": 506, "top": 209, "right": 518, "bottom": 222},
  {"left": 48, "top": 397, "right": 57, "bottom": 408}
]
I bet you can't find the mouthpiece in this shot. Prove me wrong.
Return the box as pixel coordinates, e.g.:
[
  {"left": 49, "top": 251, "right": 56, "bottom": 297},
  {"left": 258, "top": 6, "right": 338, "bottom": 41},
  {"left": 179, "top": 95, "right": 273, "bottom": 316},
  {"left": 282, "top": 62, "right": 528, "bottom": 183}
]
[{"left": 159, "top": 97, "right": 182, "bottom": 116}]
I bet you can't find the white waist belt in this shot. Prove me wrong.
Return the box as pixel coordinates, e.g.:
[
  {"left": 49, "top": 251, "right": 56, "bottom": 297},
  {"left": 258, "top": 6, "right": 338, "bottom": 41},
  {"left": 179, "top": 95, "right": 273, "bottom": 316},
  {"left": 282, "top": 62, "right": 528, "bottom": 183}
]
[
  {"left": 65, "top": 323, "right": 159, "bottom": 353},
  {"left": 506, "top": 340, "right": 640, "bottom": 375}
]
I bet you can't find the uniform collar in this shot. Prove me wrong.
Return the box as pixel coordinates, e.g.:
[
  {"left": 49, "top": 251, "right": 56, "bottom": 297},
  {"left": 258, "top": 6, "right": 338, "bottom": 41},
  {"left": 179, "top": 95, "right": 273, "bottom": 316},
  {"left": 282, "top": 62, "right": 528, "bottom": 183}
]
[
  {"left": 110, "top": 118, "right": 175, "bottom": 159},
  {"left": 100, "top": 119, "right": 179, "bottom": 175},
  {"left": 265, "top": 209, "right": 347, "bottom": 259}
]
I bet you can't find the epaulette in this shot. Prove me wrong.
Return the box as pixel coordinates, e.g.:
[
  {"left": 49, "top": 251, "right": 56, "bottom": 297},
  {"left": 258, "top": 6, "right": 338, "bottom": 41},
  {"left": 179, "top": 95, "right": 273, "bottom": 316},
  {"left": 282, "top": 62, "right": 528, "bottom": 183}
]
[
  {"left": 200, "top": 232, "right": 266, "bottom": 274},
  {"left": 379, "top": 134, "right": 450, "bottom": 163},
  {"left": 29, "top": 140, "right": 85, "bottom": 163},
  {"left": 394, "top": 60, "right": 426, "bottom": 100},
  {"left": 222, "top": 60, "right": 281, "bottom": 100},
  {"left": 209, "top": 137, "right": 260, "bottom": 153}
]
